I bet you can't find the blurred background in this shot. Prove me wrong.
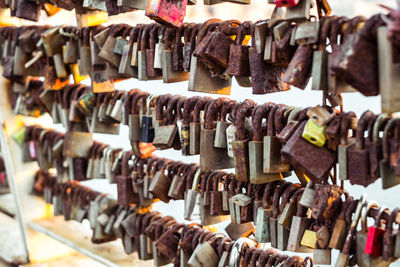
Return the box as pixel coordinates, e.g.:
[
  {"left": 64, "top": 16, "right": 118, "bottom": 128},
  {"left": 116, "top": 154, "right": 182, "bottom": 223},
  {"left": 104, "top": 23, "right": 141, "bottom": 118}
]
[{"left": 0, "top": 0, "right": 400, "bottom": 266}]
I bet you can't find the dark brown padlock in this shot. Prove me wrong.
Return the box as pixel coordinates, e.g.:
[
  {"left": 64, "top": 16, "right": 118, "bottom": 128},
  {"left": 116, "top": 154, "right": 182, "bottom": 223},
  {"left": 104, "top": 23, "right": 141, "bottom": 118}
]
[
  {"left": 347, "top": 110, "right": 377, "bottom": 186},
  {"left": 227, "top": 21, "right": 253, "bottom": 79},
  {"left": 190, "top": 97, "right": 212, "bottom": 155},
  {"left": 249, "top": 25, "right": 289, "bottom": 94},
  {"left": 116, "top": 151, "right": 139, "bottom": 207},
  {"left": 281, "top": 118, "right": 336, "bottom": 183},
  {"left": 232, "top": 100, "right": 257, "bottom": 182},
  {"left": 283, "top": 44, "right": 313, "bottom": 90},
  {"left": 331, "top": 15, "right": 385, "bottom": 96}
]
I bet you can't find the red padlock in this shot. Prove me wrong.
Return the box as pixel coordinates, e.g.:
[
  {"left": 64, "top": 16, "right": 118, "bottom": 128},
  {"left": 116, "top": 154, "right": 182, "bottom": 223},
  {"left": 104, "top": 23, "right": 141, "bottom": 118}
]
[
  {"left": 365, "top": 206, "right": 388, "bottom": 256},
  {"left": 274, "top": 0, "right": 300, "bottom": 7},
  {"left": 145, "top": 0, "right": 188, "bottom": 28}
]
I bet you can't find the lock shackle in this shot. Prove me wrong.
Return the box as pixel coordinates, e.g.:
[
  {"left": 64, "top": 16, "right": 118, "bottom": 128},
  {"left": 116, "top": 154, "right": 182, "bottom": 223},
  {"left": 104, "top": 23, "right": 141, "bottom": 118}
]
[
  {"left": 155, "top": 94, "right": 172, "bottom": 122},
  {"left": 192, "top": 97, "right": 213, "bottom": 123},
  {"left": 167, "top": 161, "right": 184, "bottom": 180},
  {"left": 209, "top": 171, "right": 226, "bottom": 193},
  {"left": 141, "top": 211, "right": 159, "bottom": 234},
  {"left": 267, "top": 104, "right": 280, "bottom": 137},
  {"left": 221, "top": 100, "right": 237, "bottom": 123},
  {"left": 256, "top": 248, "right": 278, "bottom": 267},
  {"left": 131, "top": 91, "right": 149, "bottom": 115},
  {"left": 122, "top": 25, "right": 132, "bottom": 39},
  {"left": 176, "top": 96, "right": 187, "bottom": 121},
  {"left": 196, "top": 19, "right": 222, "bottom": 44},
  {"left": 235, "top": 21, "right": 252, "bottom": 46},
  {"left": 235, "top": 100, "right": 257, "bottom": 141},
  {"left": 275, "top": 254, "right": 289, "bottom": 266},
  {"left": 191, "top": 228, "right": 206, "bottom": 250},
  {"left": 328, "top": 16, "right": 349, "bottom": 50},
  {"left": 250, "top": 248, "right": 263, "bottom": 266},
  {"left": 373, "top": 206, "right": 389, "bottom": 228},
  {"left": 289, "top": 187, "right": 304, "bottom": 205},
  {"left": 183, "top": 96, "right": 201, "bottom": 125},
  {"left": 382, "top": 118, "right": 399, "bottom": 161},
  {"left": 166, "top": 95, "right": 182, "bottom": 125},
  {"left": 261, "top": 180, "right": 283, "bottom": 209},
  {"left": 149, "top": 24, "right": 161, "bottom": 50},
  {"left": 366, "top": 114, "right": 378, "bottom": 142},
  {"left": 280, "top": 183, "right": 301, "bottom": 213},
  {"left": 183, "top": 23, "right": 195, "bottom": 44},
  {"left": 199, "top": 170, "right": 214, "bottom": 192},
  {"left": 318, "top": 16, "right": 336, "bottom": 48},
  {"left": 339, "top": 194, "right": 354, "bottom": 219},
  {"left": 361, "top": 201, "right": 379, "bottom": 233},
  {"left": 386, "top": 208, "right": 400, "bottom": 232},
  {"left": 62, "top": 84, "right": 76, "bottom": 109},
  {"left": 204, "top": 97, "right": 228, "bottom": 130},
  {"left": 216, "top": 236, "right": 231, "bottom": 258},
  {"left": 127, "top": 25, "right": 141, "bottom": 46},
  {"left": 272, "top": 182, "right": 292, "bottom": 218},
  {"left": 252, "top": 184, "right": 265, "bottom": 202},
  {"left": 89, "top": 142, "right": 100, "bottom": 160},
  {"left": 199, "top": 230, "right": 215, "bottom": 244},
  {"left": 342, "top": 16, "right": 366, "bottom": 41},
  {"left": 372, "top": 113, "right": 390, "bottom": 143},
  {"left": 121, "top": 151, "right": 133, "bottom": 177},
  {"left": 185, "top": 165, "right": 200, "bottom": 190},
  {"left": 252, "top": 103, "right": 272, "bottom": 141},
  {"left": 355, "top": 110, "right": 375, "bottom": 149},
  {"left": 274, "top": 105, "right": 287, "bottom": 134},
  {"left": 145, "top": 156, "right": 158, "bottom": 176},
  {"left": 109, "top": 90, "right": 125, "bottom": 109},
  {"left": 188, "top": 23, "right": 201, "bottom": 45},
  {"left": 96, "top": 144, "right": 108, "bottom": 159},
  {"left": 339, "top": 112, "right": 356, "bottom": 145},
  {"left": 344, "top": 199, "right": 359, "bottom": 227},
  {"left": 242, "top": 246, "right": 257, "bottom": 266},
  {"left": 265, "top": 252, "right": 280, "bottom": 267},
  {"left": 124, "top": 89, "right": 140, "bottom": 115},
  {"left": 155, "top": 216, "right": 176, "bottom": 239},
  {"left": 140, "top": 24, "right": 155, "bottom": 52}
]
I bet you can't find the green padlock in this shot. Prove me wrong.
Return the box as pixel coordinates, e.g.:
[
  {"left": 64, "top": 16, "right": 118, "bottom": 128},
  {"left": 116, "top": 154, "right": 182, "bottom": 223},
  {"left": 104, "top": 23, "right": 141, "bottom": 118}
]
[{"left": 302, "top": 119, "right": 326, "bottom": 147}]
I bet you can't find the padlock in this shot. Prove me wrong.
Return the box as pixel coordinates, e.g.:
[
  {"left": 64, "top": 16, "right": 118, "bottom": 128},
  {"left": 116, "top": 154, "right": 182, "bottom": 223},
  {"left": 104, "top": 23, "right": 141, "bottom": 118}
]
[
  {"left": 116, "top": 151, "right": 139, "bottom": 207},
  {"left": 365, "top": 207, "right": 388, "bottom": 256},
  {"left": 338, "top": 112, "right": 357, "bottom": 180},
  {"left": 378, "top": 26, "right": 400, "bottom": 113},
  {"left": 264, "top": 104, "right": 291, "bottom": 175},
  {"left": 380, "top": 118, "right": 400, "bottom": 189},
  {"left": 188, "top": 20, "right": 232, "bottom": 95},
  {"left": 287, "top": 196, "right": 312, "bottom": 252},
  {"left": 145, "top": 0, "right": 188, "bottom": 28},
  {"left": 249, "top": 104, "right": 280, "bottom": 184},
  {"left": 357, "top": 203, "right": 390, "bottom": 267},
  {"left": 329, "top": 195, "right": 353, "bottom": 250},
  {"left": 335, "top": 194, "right": 367, "bottom": 267},
  {"left": 299, "top": 181, "right": 315, "bottom": 208},
  {"left": 184, "top": 168, "right": 202, "bottom": 220},
  {"left": 227, "top": 21, "right": 252, "bottom": 79},
  {"left": 384, "top": 208, "right": 400, "bottom": 259},
  {"left": 149, "top": 161, "right": 176, "bottom": 203},
  {"left": 283, "top": 44, "right": 313, "bottom": 90},
  {"left": 153, "top": 95, "right": 178, "bottom": 149},
  {"left": 214, "top": 100, "right": 236, "bottom": 149},
  {"left": 348, "top": 110, "right": 377, "bottom": 186},
  {"left": 200, "top": 98, "right": 234, "bottom": 171},
  {"left": 119, "top": 26, "right": 140, "bottom": 78},
  {"left": 232, "top": 101, "right": 256, "bottom": 182},
  {"left": 160, "top": 29, "right": 189, "bottom": 83},
  {"left": 281, "top": 119, "right": 336, "bottom": 182},
  {"left": 190, "top": 98, "right": 212, "bottom": 155},
  {"left": 269, "top": 182, "right": 291, "bottom": 248}
]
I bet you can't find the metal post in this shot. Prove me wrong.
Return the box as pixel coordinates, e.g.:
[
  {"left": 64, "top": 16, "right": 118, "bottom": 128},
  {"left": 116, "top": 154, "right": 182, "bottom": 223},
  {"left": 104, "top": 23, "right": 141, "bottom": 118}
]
[{"left": 0, "top": 110, "right": 29, "bottom": 263}]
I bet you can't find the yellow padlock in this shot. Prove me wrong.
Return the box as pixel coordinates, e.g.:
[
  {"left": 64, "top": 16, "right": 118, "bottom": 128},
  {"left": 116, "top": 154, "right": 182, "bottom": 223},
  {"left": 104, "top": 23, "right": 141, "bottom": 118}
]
[
  {"left": 300, "top": 229, "right": 317, "bottom": 249},
  {"left": 302, "top": 119, "right": 326, "bottom": 147}
]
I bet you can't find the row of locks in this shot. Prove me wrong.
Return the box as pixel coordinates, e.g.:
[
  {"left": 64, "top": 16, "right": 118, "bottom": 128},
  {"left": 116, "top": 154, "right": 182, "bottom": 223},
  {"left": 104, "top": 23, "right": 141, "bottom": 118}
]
[
  {"left": 3, "top": 1, "right": 400, "bottom": 266},
  {"left": 15, "top": 86, "right": 400, "bottom": 189},
  {"left": 1, "top": 8, "right": 399, "bottom": 112},
  {"left": 33, "top": 170, "right": 317, "bottom": 267},
  {"left": 23, "top": 125, "right": 400, "bottom": 266},
  {"left": 1, "top": 0, "right": 331, "bottom": 27}
]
